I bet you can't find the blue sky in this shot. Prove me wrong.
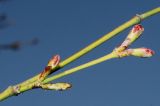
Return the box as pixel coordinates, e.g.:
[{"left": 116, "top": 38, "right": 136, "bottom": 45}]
[{"left": 0, "top": 0, "right": 160, "bottom": 106}]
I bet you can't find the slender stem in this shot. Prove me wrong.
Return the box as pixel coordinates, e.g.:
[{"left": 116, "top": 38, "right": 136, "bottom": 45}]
[
  {"left": 59, "top": 7, "right": 159, "bottom": 67},
  {"left": 0, "top": 52, "right": 116, "bottom": 101},
  {"left": 19, "top": 7, "right": 160, "bottom": 86},
  {"left": 140, "top": 7, "right": 160, "bottom": 19},
  {"left": 43, "top": 52, "right": 117, "bottom": 84},
  {"left": 0, "top": 7, "right": 159, "bottom": 101},
  {"left": 0, "top": 87, "right": 13, "bottom": 101}
]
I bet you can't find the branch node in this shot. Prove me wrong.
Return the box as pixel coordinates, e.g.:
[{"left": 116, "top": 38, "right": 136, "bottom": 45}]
[
  {"left": 12, "top": 85, "right": 20, "bottom": 96},
  {"left": 136, "top": 14, "right": 143, "bottom": 23}
]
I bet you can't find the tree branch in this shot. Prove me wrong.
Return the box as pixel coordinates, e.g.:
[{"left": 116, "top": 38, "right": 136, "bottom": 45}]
[{"left": 0, "top": 7, "right": 159, "bottom": 102}]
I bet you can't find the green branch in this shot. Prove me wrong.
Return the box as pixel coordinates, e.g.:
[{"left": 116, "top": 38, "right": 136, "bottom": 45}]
[
  {"left": 0, "top": 7, "right": 159, "bottom": 101},
  {"left": 18, "top": 7, "right": 160, "bottom": 87},
  {"left": 43, "top": 52, "right": 117, "bottom": 84}
]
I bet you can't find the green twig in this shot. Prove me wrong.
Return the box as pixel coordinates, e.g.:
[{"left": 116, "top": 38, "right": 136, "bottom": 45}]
[
  {"left": 18, "top": 7, "right": 160, "bottom": 87},
  {"left": 20, "top": 7, "right": 160, "bottom": 86},
  {"left": 0, "top": 7, "right": 159, "bottom": 101},
  {"left": 43, "top": 52, "right": 117, "bottom": 84}
]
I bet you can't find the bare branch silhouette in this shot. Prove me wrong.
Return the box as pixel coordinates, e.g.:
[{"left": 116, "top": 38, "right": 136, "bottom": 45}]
[
  {"left": 0, "top": 38, "right": 39, "bottom": 51},
  {"left": 0, "top": 13, "right": 12, "bottom": 29},
  {"left": 0, "top": 13, "right": 7, "bottom": 22}
]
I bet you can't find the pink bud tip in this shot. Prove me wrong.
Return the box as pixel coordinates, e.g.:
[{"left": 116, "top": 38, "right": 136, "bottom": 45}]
[
  {"left": 144, "top": 48, "right": 155, "bottom": 55},
  {"left": 51, "top": 55, "right": 60, "bottom": 66},
  {"left": 132, "top": 24, "right": 144, "bottom": 33},
  {"left": 141, "top": 48, "right": 155, "bottom": 57}
]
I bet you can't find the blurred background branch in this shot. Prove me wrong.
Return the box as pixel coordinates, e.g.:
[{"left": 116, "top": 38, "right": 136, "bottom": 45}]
[
  {"left": 0, "top": 0, "right": 39, "bottom": 51},
  {"left": 0, "top": 38, "right": 38, "bottom": 51}
]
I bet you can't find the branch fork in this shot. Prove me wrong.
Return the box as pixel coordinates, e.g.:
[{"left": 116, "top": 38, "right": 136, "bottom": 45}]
[
  {"left": 0, "top": 7, "right": 159, "bottom": 101},
  {"left": 33, "top": 55, "right": 71, "bottom": 91}
]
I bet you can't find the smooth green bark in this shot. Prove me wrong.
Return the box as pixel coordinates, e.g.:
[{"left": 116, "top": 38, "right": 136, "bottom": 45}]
[{"left": 0, "top": 7, "right": 159, "bottom": 101}]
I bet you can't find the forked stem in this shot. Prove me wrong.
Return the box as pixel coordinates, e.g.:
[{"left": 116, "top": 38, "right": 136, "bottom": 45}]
[
  {"left": 0, "top": 7, "right": 159, "bottom": 101},
  {"left": 20, "top": 7, "right": 160, "bottom": 86},
  {"left": 43, "top": 52, "right": 117, "bottom": 84}
]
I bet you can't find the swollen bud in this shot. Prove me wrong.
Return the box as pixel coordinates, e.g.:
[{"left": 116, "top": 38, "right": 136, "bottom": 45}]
[
  {"left": 129, "top": 48, "right": 154, "bottom": 58},
  {"left": 47, "top": 55, "right": 60, "bottom": 68},
  {"left": 129, "top": 24, "right": 144, "bottom": 42},
  {"left": 115, "top": 24, "right": 144, "bottom": 52},
  {"left": 39, "top": 55, "right": 60, "bottom": 81},
  {"left": 41, "top": 83, "right": 72, "bottom": 91}
]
